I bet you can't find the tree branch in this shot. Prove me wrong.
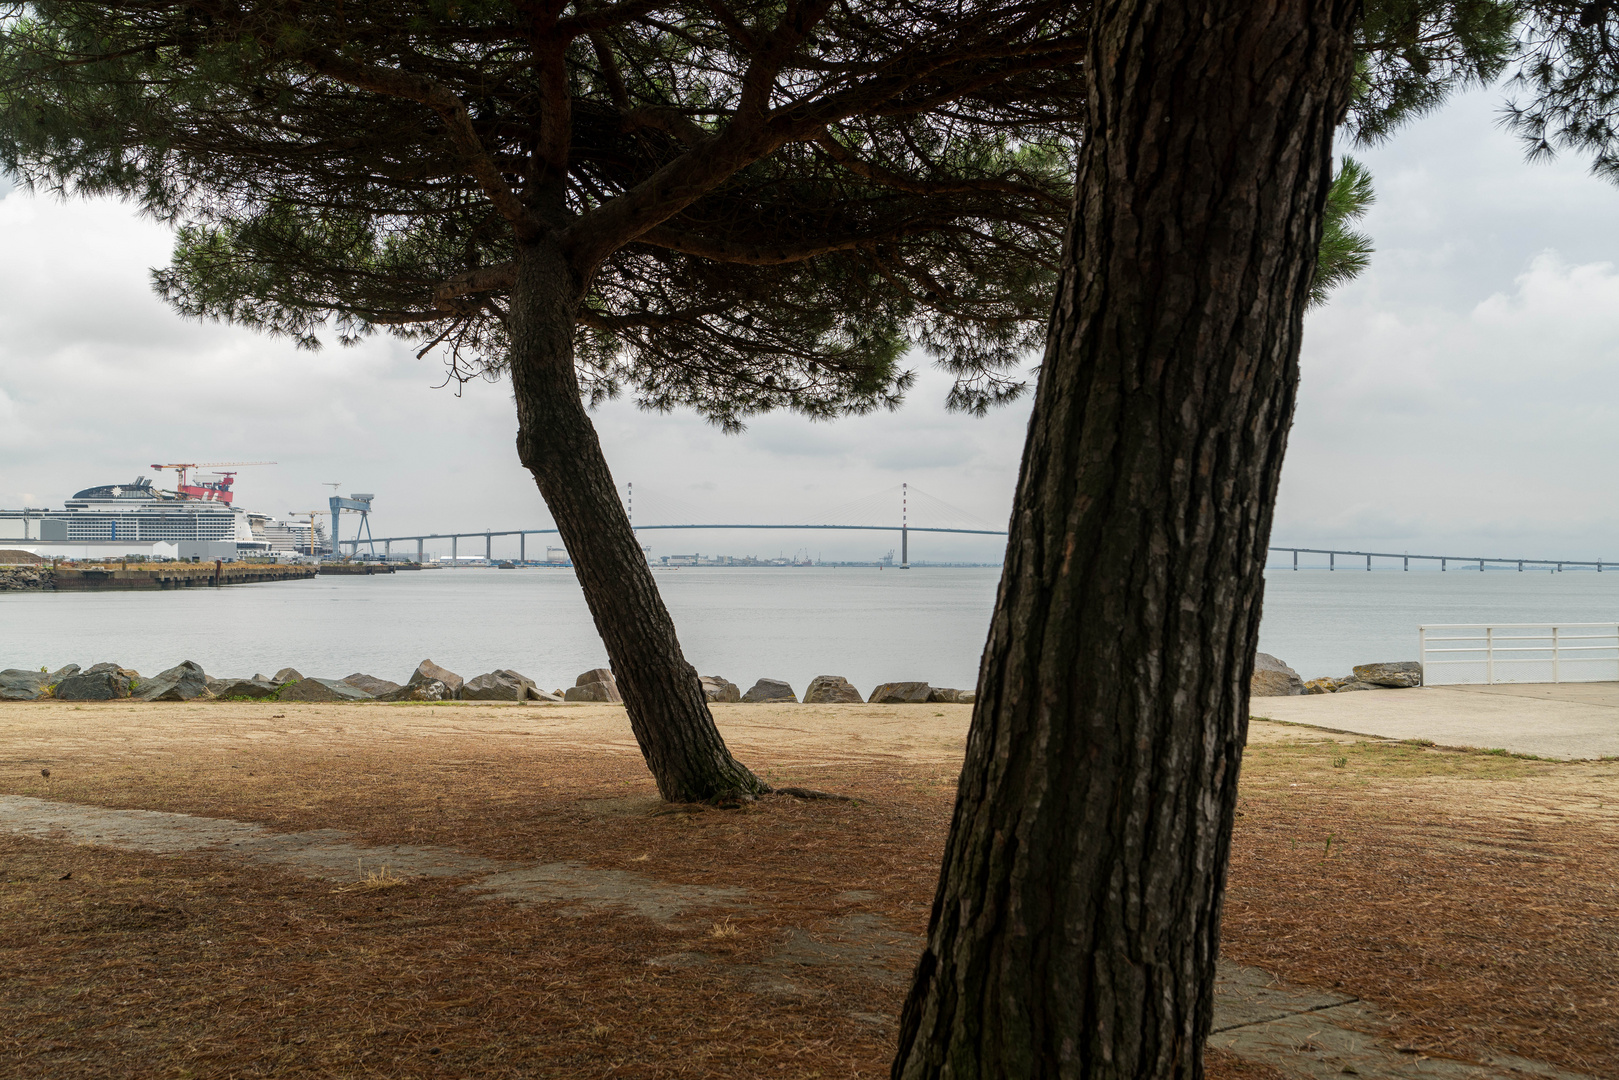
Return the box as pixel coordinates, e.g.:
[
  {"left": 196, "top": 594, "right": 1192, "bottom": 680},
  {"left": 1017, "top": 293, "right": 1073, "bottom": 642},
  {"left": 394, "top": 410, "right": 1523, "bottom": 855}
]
[
  {"left": 816, "top": 135, "right": 1070, "bottom": 208},
  {"left": 559, "top": 0, "right": 672, "bottom": 38},
  {"left": 292, "top": 47, "right": 543, "bottom": 241},
  {"left": 637, "top": 226, "right": 876, "bottom": 264}
]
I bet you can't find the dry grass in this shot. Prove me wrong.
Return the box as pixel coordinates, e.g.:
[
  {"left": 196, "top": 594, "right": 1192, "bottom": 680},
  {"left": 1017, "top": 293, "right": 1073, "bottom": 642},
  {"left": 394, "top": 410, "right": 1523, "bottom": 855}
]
[
  {"left": 1224, "top": 738, "right": 1619, "bottom": 1078},
  {"left": 1, "top": 709, "right": 1615, "bottom": 1078}
]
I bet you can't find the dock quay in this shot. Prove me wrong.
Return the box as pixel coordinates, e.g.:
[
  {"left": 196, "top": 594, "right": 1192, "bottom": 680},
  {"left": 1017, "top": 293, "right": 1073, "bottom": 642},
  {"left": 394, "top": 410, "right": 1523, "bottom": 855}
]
[
  {"left": 33, "top": 561, "right": 317, "bottom": 591},
  {"left": 317, "top": 563, "right": 397, "bottom": 575}
]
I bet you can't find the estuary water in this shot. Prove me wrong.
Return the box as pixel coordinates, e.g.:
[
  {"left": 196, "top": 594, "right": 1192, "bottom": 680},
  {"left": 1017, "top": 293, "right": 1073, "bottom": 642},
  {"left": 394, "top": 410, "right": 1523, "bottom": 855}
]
[{"left": 4, "top": 565, "right": 1619, "bottom": 694}]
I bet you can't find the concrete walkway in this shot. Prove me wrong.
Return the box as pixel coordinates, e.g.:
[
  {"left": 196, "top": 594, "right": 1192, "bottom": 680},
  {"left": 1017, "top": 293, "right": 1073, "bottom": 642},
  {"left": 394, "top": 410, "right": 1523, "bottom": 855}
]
[{"left": 1252, "top": 683, "right": 1619, "bottom": 759}]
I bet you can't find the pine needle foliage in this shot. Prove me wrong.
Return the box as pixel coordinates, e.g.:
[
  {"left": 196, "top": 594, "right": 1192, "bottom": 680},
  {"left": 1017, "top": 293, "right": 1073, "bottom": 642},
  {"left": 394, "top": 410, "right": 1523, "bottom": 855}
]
[
  {"left": 1314, "top": 157, "right": 1377, "bottom": 307},
  {"left": 0, "top": 0, "right": 1083, "bottom": 427},
  {"left": 0, "top": 0, "right": 1528, "bottom": 397}
]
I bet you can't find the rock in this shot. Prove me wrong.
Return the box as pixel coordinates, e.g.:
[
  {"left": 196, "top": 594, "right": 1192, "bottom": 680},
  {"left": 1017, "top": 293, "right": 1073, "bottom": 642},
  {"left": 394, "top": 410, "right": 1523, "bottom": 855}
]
[
  {"left": 958, "top": 691, "right": 976, "bottom": 704},
  {"left": 0, "top": 669, "right": 50, "bottom": 701},
  {"left": 742, "top": 678, "right": 797, "bottom": 703},
  {"left": 272, "top": 667, "right": 305, "bottom": 685},
  {"left": 565, "top": 680, "right": 622, "bottom": 703},
  {"left": 1334, "top": 680, "right": 1381, "bottom": 693},
  {"left": 278, "top": 677, "right": 375, "bottom": 702},
  {"left": 563, "top": 668, "right": 622, "bottom": 702},
  {"left": 869, "top": 681, "right": 932, "bottom": 704},
  {"left": 56, "top": 667, "right": 135, "bottom": 700},
  {"left": 526, "top": 686, "right": 565, "bottom": 702},
  {"left": 1250, "top": 653, "right": 1303, "bottom": 697},
  {"left": 342, "top": 673, "right": 402, "bottom": 697},
  {"left": 136, "top": 661, "right": 214, "bottom": 702},
  {"left": 699, "top": 675, "right": 742, "bottom": 703},
  {"left": 1352, "top": 661, "right": 1422, "bottom": 688},
  {"left": 1302, "top": 677, "right": 1339, "bottom": 694},
  {"left": 404, "top": 660, "right": 464, "bottom": 698},
  {"left": 214, "top": 677, "right": 282, "bottom": 700},
  {"left": 463, "top": 669, "right": 539, "bottom": 701},
  {"left": 803, "top": 675, "right": 864, "bottom": 704},
  {"left": 49, "top": 664, "right": 80, "bottom": 683},
  {"left": 928, "top": 687, "right": 965, "bottom": 704}
]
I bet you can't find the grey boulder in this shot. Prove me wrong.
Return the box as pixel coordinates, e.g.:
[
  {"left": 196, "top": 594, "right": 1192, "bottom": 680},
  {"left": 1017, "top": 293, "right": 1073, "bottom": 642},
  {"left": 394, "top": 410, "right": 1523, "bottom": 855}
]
[
  {"left": 527, "top": 687, "right": 565, "bottom": 702},
  {"left": 742, "top": 678, "right": 797, "bottom": 703},
  {"left": 699, "top": 675, "right": 742, "bottom": 703},
  {"left": 0, "top": 669, "right": 49, "bottom": 701},
  {"left": 279, "top": 677, "right": 375, "bottom": 702},
  {"left": 564, "top": 668, "right": 622, "bottom": 703},
  {"left": 214, "top": 676, "right": 281, "bottom": 700},
  {"left": 57, "top": 665, "right": 138, "bottom": 700},
  {"left": 869, "top": 681, "right": 932, "bottom": 704},
  {"left": 342, "top": 673, "right": 402, "bottom": 697},
  {"left": 1352, "top": 661, "right": 1422, "bottom": 688},
  {"left": 565, "top": 681, "right": 621, "bottom": 703},
  {"left": 406, "top": 659, "right": 464, "bottom": 698},
  {"left": 1251, "top": 653, "right": 1304, "bottom": 697},
  {"left": 1335, "top": 680, "right": 1381, "bottom": 693},
  {"left": 272, "top": 667, "right": 305, "bottom": 686},
  {"left": 136, "top": 661, "right": 214, "bottom": 702},
  {"left": 803, "top": 675, "right": 863, "bottom": 704},
  {"left": 928, "top": 687, "right": 967, "bottom": 704},
  {"left": 464, "top": 669, "right": 539, "bottom": 701}
]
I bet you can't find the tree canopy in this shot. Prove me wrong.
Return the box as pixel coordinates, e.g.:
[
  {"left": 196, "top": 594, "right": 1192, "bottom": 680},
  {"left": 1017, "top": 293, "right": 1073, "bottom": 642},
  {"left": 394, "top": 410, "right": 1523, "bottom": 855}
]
[
  {"left": 0, "top": 0, "right": 1522, "bottom": 431},
  {"left": 0, "top": 0, "right": 1089, "bottom": 427}
]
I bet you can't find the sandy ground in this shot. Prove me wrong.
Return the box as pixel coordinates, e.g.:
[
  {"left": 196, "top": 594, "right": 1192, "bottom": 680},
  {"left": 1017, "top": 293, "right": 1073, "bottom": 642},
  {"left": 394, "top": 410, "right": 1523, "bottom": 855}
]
[
  {"left": 3, "top": 701, "right": 1616, "bottom": 1079},
  {"left": 0, "top": 699, "right": 976, "bottom": 770}
]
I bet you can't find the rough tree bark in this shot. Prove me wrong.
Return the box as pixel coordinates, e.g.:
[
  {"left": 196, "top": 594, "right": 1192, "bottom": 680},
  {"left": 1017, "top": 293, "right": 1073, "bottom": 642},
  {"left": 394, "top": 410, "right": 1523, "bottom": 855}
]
[
  {"left": 509, "top": 241, "right": 767, "bottom": 802},
  {"left": 891, "top": 0, "right": 1359, "bottom": 1076}
]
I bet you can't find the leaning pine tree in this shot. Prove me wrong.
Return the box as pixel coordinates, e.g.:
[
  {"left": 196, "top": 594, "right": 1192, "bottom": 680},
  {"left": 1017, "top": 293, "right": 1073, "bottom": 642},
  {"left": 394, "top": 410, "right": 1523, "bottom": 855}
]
[
  {"left": 0, "top": 0, "right": 1087, "bottom": 801},
  {"left": 0, "top": 0, "right": 1435, "bottom": 806}
]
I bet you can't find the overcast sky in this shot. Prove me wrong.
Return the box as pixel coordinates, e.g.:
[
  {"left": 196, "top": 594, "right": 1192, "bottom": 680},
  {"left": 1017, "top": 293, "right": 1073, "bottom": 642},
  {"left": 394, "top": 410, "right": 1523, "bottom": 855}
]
[{"left": 4, "top": 83, "right": 1619, "bottom": 563}]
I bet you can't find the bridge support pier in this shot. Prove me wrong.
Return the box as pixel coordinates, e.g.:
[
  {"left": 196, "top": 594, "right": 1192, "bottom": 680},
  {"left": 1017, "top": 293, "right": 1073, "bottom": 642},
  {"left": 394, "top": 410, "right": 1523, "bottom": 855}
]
[
  {"left": 1329, "top": 552, "right": 1334, "bottom": 571},
  {"left": 520, "top": 533, "right": 526, "bottom": 563},
  {"left": 1293, "top": 549, "right": 1298, "bottom": 570},
  {"left": 1366, "top": 554, "right": 1371, "bottom": 571},
  {"left": 417, "top": 538, "right": 424, "bottom": 563},
  {"left": 1404, "top": 556, "right": 1409, "bottom": 571},
  {"left": 486, "top": 533, "right": 492, "bottom": 562},
  {"left": 1442, "top": 558, "right": 1446, "bottom": 571},
  {"left": 452, "top": 536, "right": 458, "bottom": 562}
]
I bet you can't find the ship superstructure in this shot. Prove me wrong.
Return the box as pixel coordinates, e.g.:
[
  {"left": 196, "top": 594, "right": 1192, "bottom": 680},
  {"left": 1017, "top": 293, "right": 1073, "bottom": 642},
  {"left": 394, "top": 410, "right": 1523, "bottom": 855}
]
[
  {"left": 0, "top": 476, "right": 250, "bottom": 544},
  {"left": 0, "top": 468, "right": 326, "bottom": 558}
]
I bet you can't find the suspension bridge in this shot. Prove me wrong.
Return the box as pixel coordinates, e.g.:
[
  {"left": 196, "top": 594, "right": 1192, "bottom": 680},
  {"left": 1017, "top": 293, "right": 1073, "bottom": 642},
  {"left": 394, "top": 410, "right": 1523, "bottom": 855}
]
[
  {"left": 341, "top": 483, "right": 1008, "bottom": 567},
  {"left": 338, "top": 483, "right": 1616, "bottom": 572}
]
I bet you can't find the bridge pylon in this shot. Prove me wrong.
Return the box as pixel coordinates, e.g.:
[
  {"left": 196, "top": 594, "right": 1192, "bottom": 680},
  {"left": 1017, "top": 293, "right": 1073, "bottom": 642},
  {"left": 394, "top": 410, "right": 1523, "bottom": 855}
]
[{"left": 901, "top": 483, "right": 909, "bottom": 569}]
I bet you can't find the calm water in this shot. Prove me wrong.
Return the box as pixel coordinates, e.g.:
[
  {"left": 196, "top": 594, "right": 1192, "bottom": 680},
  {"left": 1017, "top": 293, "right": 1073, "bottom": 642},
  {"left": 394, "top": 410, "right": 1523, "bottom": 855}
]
[{"left": 4, "top": 565, "right": 1618, "bottom": 693}]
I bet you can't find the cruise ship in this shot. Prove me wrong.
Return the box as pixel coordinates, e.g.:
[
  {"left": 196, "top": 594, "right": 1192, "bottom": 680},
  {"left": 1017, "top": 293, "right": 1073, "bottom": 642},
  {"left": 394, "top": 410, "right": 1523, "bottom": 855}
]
[{"left": 0, "top": 474, "right": 326, "bottom": 557}]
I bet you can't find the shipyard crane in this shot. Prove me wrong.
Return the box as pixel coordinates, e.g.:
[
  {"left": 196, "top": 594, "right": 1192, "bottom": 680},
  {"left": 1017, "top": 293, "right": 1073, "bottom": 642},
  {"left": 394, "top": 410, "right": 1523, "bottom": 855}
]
[
  {"left": 287, "top": 510, "right": 329, "bottom": 558},
  {"left": 149, "top": 461, "right": 276, "bottom": 504}
]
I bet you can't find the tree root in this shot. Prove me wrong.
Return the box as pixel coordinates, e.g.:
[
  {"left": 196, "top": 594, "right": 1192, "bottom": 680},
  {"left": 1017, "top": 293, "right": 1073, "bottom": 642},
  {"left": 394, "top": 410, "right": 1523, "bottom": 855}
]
[{"left": 769, "top": 786, "right": 853, "bottom": 802}]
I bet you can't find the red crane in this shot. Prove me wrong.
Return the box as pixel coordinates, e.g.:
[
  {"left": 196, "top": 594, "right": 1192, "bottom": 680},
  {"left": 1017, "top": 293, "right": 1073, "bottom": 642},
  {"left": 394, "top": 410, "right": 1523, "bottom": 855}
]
[{"left": 148, "top": 461, "right": 276, "bottom": 504}]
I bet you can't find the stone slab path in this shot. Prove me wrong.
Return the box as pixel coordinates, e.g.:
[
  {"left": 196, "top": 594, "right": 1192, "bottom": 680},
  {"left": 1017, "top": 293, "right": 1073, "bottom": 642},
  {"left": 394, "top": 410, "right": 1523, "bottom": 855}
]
[
  {"left": 1252, "top": 683, "right": 1619, "bottom": 760},
  {"left": 0, "top": 794, "right": 1595, "bottom": 1080}
]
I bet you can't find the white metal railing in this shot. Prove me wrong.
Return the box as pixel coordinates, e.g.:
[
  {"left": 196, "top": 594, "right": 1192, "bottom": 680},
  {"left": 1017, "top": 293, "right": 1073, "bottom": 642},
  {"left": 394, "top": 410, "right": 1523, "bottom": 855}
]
[{"left": 1419, "top": 623, "right": 1619, "bottom": 685}]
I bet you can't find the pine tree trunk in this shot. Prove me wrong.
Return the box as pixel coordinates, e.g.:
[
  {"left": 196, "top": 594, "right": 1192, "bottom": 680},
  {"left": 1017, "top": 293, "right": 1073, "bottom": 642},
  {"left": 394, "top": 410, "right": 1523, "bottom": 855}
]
[
  {"left": 891, "top": 1, "right": 1358, "bottom": 1076},
  {"left": 508, "top": 241, "right": 767, "bottom": 803}
]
